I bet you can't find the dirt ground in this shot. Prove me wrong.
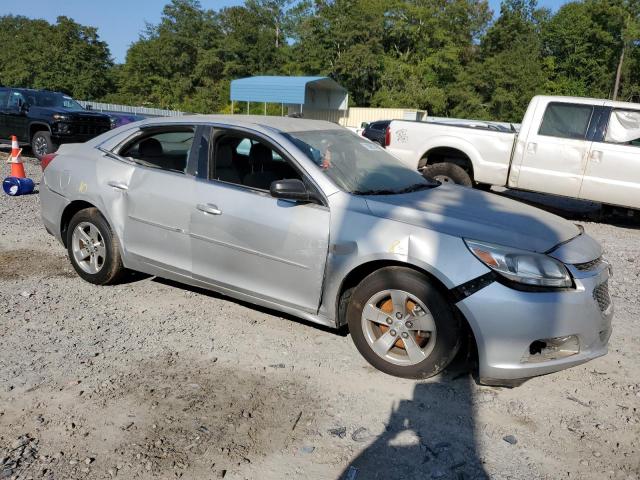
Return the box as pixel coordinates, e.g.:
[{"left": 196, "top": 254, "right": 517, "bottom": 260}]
[{"left": 1, "top": 156, "right": 639, "bottom": 480}]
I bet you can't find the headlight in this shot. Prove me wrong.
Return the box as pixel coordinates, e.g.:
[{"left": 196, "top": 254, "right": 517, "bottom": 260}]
[
  {"left": 464, "top": 239, "right": 572, "bottom": 288},
  {"left": 52, "top": 114, "right": 68, "bottom": 121}
]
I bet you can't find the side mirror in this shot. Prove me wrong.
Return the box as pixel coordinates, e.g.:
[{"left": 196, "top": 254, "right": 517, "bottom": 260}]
[
  {"left": 270, "top": 179, "right": 313, "bottom": 202},
  {"left": 85, "top": 104, "right": 93, "bottom": 110},
  {"left": 361, "top": 122, "right": 369, "bottom": 129},
  {"left": 18, "top": 99, "right": 29, "bottom": 112}
]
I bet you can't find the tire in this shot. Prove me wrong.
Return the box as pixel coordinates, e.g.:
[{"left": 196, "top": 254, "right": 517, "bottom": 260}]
[
  {"left": 66, "top": 208, "right": 125, "bottom": 285},
  {"left": 423, "top": 162, "right": 472, "bottom": 187},
  {"left": 347, "top": 267, "right": 461, "bottom": 379},
  {"left": 31, "top": 130, "right": 57, "bottom": 160}
]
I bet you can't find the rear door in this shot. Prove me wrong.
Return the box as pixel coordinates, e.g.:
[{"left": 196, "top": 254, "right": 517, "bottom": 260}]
[
  {"left": 580, "top": 107, "right": 640, "bottom": 209},
  {"left": 515, "top": 101, "right": 602, "bottom": 197},
  {"left": 190, "top": 128, "right": 330, "bottom": 312},
  {"left": 113, "top": 126, "right": 197, "bottom": 277}
]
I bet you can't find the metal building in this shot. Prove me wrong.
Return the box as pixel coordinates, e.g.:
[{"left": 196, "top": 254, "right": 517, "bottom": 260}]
[{"left": 229, "top": 76, "right": 349, "bottom": 115}]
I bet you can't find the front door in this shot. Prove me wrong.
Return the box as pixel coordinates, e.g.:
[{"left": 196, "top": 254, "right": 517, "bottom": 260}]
[
  {"left": 515, "top": 101, "right": 600, "bottom": 197},
  {"left": 6, "top": 90, "right": 30, "bottom": 142},
  {"left": 580, "top": 108, "right": 640, "bottom": 209},
  {"left": 115, "top": 127, "right": 197, "bottom": 277},
  {"left": 190, "top": 130, "right": 330, "bottom": 313},
  {"left": 0, "top": 88, "right": 10, "bottom": 139}
]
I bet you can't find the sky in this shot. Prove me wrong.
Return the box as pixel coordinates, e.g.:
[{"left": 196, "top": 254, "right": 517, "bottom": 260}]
[{"left": 2, "top": 0, "right": 569, "bottom": 64}]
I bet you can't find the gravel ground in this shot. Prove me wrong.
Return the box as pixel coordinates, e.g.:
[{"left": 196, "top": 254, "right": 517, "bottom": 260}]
[{"left": 1, "top": 155, "right": 639, "bottom": 480}]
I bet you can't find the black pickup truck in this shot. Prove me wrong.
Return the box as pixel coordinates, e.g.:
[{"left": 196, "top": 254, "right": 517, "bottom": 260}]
[{"left": 0, "top": 87, "right": 111, "bottom": 159}]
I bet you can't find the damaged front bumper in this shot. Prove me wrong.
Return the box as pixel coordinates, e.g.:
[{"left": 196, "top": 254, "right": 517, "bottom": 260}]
[{"left": 456, "top": 258, "right": 613, "bottom": 386}]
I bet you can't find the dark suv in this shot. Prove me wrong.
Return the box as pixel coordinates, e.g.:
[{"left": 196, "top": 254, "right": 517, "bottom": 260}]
[
  {"left": 0, "top": 87, "right": 111, "bottom": 159},
  {"left": 361, "top": 120, "right": 391, "bottom": 147}
]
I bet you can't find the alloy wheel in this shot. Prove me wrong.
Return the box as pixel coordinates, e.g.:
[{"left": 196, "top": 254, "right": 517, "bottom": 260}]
[
  {"left": 34, "top": 136, "right": 49, "bottom": 157},
  {"left": 71, "top": 222, "right": 106, "bottom": 274},
  {"left": 361, "top": 289, "right": 437, "bottom": 366}
]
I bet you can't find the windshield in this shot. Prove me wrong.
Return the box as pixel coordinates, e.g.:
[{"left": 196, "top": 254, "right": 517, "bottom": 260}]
[
  {"left": 25, "top": 91, "right": 85, "bottom": 111},
  {"left": 283, "top": 129, "right": 437, "bottom": 194}
]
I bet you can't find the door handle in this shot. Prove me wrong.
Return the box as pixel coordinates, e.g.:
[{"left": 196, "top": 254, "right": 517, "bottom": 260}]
[
  {"left": 590, "top": 150, "right": 603, "bottom": 163},
  {"left": 526, "top": 142, "right": 537, "bottom": 154},
  {"left": 197, "top": 203, "right": 222, "bottom": 215},
  {"left": 107, "top": 181, "right": 128, "bottom": 191}
]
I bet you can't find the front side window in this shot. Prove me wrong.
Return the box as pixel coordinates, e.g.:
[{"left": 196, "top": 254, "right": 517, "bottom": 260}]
[
  {"left": 211, "top": 134, "right": 301, "bottom": 190},
  {"left": 8, "top": 91, "right": 26, "bottom": 109},
  {"left": 605, "top": 109, "right": 640, "bottom": 147},
  {"left": 283, "top": 129, "right": 435, "bottom": 195},
  {"left": 29, "top": 91, "right": 85, "bottom": 111},
  {"left": 120, "top": 128, "right": 195, "bottom": 174},
  {"left": 538, "top": 103, "right": 594, "bottom": 140}
]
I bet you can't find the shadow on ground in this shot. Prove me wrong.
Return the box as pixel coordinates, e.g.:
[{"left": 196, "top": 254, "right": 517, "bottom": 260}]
[
  {"left": 494, "top": 187, "right": 640, "bottom": 229},
  {"left": 339, "top": 353, "right": 488, "bottom": 480}
]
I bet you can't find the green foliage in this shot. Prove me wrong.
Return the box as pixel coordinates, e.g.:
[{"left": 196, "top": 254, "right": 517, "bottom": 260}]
[
  {"left": 0, "top": 0, "right": 639, "bottom": 118},
  {"left": 0, "top": 15, "right": 113, "bottom": 99}
]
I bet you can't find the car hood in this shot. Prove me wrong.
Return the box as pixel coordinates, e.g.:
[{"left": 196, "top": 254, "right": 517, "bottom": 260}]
[
  {"left": 363, "top": 184, "right": 580, "bottom": 253},
  {"left": 30, "top": 106, "right": 110, "bottom": 120}
]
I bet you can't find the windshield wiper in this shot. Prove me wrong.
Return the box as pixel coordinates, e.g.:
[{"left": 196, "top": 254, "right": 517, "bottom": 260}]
[
  {"left": 352, "top": 189, "right": 397, "bottom": 196},
  {"left": 394, "top": 183, "right": 435, "bottom": 194}
]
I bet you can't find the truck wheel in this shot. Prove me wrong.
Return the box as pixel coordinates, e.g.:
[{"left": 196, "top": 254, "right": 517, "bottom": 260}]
[
  {"left": 347, "top": 267, "right": 461, "bottom": 379},
  {"left": 66, "top": 208, "right": 125, "bottom": 285},
  {"left": 423, "top": 162, "right": 472, "bottom": 187},
  {"left": 31, "top": 131, "right": 57, "bottom": 160}
]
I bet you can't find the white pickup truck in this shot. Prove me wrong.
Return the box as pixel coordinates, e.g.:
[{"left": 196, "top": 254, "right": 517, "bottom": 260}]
[{"left": 386, "top": 95, "right": 640, "bottom": 210}]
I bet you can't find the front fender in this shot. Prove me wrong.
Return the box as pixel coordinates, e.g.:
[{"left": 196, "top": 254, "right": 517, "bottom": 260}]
[{"left": 319, "top": 195, "right": 490, "bottom": 324}]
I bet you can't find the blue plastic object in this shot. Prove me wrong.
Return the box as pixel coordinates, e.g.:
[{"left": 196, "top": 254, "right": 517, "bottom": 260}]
[{"left": 3, "top": 176, "right": 35, "bottom": 196}]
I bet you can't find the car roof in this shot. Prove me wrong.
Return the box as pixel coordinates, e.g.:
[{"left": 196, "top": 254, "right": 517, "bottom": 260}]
[
  {"left": 533, "top": 95, "right": 639, "bottom": 110},
  {"left": 137, "top": 114, "right": 345, "bottom": 133}
]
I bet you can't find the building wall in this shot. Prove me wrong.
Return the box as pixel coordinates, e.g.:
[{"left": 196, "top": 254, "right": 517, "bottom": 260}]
[{"left": 300, "top": 107, "right": 426, "bottom": 127}]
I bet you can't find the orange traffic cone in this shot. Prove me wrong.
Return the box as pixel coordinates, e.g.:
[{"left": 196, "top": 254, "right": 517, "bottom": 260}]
[{"left": 8, "top": 135, "right": 26, "bottom": 178}]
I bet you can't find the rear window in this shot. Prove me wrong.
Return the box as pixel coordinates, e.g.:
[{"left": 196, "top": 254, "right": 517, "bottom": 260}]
[
  {"left": 538, "top": 103, "right": 594, "bottom": 140},
  {"left": 370, "top": 121, "right": 390, "bottom": 131},
  {"left": 120, "top": 129, "right": 194, "bottom": 174}
]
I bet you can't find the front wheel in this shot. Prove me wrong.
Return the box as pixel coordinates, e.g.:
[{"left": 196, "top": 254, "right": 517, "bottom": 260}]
[
  {"left": 347, "top": 267, "right": 461, "bottom": 379},
  {"left": 31, "top": 131, "right": 58, "bottom": 160},
  {"left": 423, "top": 162, "right": 472, "bottom": 187},
  {"left": 66, "top": 208, "right": 125, "bottom": 285}
]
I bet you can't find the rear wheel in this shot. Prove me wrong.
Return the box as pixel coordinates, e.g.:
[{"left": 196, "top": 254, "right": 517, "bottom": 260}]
[
  {"left": 66, "top": 208, "right": 125, "bottom": 285},
  {"left": 347, "top": 267, "right": 461, "bottom": 379},
  {"left": 31, "top": 131, "right": 57, "bottom": 160},
  {"left": 423, "top": 162, "right": 472, "bottom": 187}
]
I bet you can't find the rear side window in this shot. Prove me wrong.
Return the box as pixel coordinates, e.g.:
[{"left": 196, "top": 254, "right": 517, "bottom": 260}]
[
  {"left": 605, "top": 109, "right": 640, "bottom": 147},
  {"left": 538, "top": 103, "right": 594, "bottom": 140},
  {"left": 120, "top": 128, "right": 194, "bottom": 174},
  {"left": 0, "top": 88, "right": 9, "bottom": 108}
]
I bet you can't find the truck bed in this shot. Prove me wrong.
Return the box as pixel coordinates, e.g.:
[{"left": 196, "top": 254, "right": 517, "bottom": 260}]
[{"left": 386, "top": 119, "right": 517, "bottom": 186}]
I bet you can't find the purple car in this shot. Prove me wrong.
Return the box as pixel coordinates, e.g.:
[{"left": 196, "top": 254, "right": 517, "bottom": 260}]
[{"left": 108, "top": 113, "right": 146, "bottom": 129}]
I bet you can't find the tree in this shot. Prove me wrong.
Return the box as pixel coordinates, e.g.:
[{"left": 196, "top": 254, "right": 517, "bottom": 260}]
[
  {"left": 450, "top": 0, "right": 551, "bottom": 121},
  {"left": 109, "top": 0, "right": 225, "bottom": 112},
  {"left": 0, "top": 15, "right": 113, "bottom": 99},
  {"left": 372, "top": 0, "right": 491, "bottom": 113}
]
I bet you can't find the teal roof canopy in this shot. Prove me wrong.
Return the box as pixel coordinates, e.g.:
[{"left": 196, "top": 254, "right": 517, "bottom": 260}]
[{"left": 230, "top": 76, "right": 347, "bottom": 107}]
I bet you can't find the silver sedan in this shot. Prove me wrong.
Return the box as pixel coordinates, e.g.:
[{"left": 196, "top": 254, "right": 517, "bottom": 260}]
[{"left": 39, "top": 115, "right": 613, "bottom": 384}]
